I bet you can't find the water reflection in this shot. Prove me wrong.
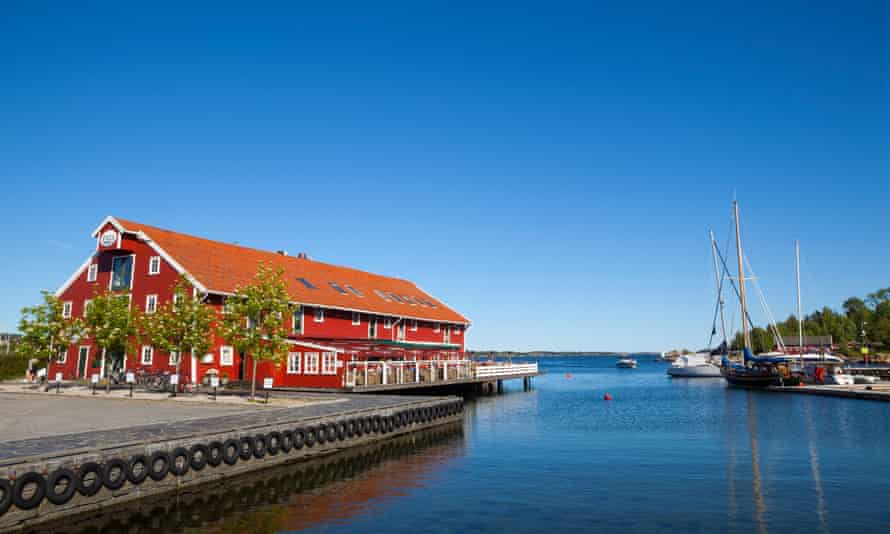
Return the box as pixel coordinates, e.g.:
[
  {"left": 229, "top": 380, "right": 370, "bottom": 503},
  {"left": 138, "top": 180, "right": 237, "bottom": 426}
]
[
  {"left": 745, "top": 392, "right": 767, "bottom": 534},
  {"left": 36, "top": 423, "right": 464, "bottom": 534},
  {"left": 803, "top": 400, "right": 828, "bottom": 534}
]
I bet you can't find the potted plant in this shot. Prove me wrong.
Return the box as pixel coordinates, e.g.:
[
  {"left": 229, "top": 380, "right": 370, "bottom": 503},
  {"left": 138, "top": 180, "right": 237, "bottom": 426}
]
[
  {"left": 203, "top": 368, "right": 219, "bottom": 386},
  {"left": 220, "top": 372, "right": 230, "bottom": 386}
]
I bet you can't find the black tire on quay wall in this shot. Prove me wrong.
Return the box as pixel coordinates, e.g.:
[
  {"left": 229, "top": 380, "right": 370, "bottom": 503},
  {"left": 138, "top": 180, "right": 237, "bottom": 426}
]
[
  {"left": 76, "top": 461, "right": 105, "bottom": 496},
  {"left": 170, "top": 447, "right": 191, "bottom": 476},
  {"left": 190, "top": 444, "right": 210, "bottom": 471},
  {"left": 293, "top": 428, "right": 307, "bottom": 449},
  {"left": 386, "top": 416, "right": 395, "bottom": 433},
  {"left": 361, "top": 417, "right": 372, "bottom": 434},
  {"left": 12, "top": 472, "right": 46, "bottom": 510},
  {"left": 0, "top": 479, "right": 11, "bottom": 515},
  {"left": 325, "top": 423, "right": 337, "bottom": 443},
  {"left": 222, "top": 439, "right": 240, "bottom": 466},
  {"left": 239, "top": 437, "right": 255, "bottom": 461},
  {"left": 280, "top": 430, "right": 294, "bottom": 453},
  {"left": 353, "top": 418, "right": 364, "bottom": 437},
  {"left": 127, "top": 455, "right": 149, "bottom": 485},
  {"left": 148, "top": 451, "right": 171, "bottom": 482},
  {"left": 267, "top": 431, "right": 282, "bottom": 455},
  {"left": 303, "top": 427, "right": 316, "bottom": 447},
  {"left": 345, "top": 419, "right": 356, "bottom": 438},
  {"left": 253, "top": 435, "right": 267, "bottom": 459},
  {"left": 103, "top": 458, "right": 128, "bottom": 490},
  {"left": 207, "top": 441, "right": 223, "bottom": 467},
  {"left": 336, "top": 422, "right": 347, "bottom": 441},
  {"left": 315, "top": 425, "right": 327, "bottom": 445},
  {"left": 45, "top": 468, "right": 77, "bottom": 505},
  {"left": 372, "top": 415, "right": 381, "bottom": 432}
]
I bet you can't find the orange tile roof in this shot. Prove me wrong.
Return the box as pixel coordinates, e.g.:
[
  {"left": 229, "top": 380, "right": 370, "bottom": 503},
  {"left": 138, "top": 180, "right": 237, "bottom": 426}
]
[{"left": 112, "top": 217, "right": 469, "bottom": 324}]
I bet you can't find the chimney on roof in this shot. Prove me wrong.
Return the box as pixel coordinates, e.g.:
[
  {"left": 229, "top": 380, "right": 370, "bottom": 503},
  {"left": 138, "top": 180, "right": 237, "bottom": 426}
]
[
  {"left": 296, "top": 252, "right": 309, "bottom": 259},
  {"left": 276, "top": 250, "right": 288, "bottom": 256}
]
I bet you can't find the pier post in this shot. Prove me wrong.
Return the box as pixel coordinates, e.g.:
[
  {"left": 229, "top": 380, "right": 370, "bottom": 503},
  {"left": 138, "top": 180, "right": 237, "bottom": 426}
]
[{"left": 497, "top": 380, "right": 503, "bottom": 393}]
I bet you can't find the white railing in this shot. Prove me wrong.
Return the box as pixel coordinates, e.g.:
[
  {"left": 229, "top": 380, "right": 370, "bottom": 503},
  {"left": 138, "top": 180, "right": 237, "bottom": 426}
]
[
  {"left": 344, "top": 360, "right": 539, "bottom": 388},
  {"left": 475, "top": 363, "right": 539, "bottom": 379}
]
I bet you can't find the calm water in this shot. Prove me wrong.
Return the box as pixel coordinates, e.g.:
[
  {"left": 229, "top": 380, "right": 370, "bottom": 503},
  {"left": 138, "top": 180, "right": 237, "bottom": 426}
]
[{"left": 59, "top": 357, "right": 890, "bottom": 533}]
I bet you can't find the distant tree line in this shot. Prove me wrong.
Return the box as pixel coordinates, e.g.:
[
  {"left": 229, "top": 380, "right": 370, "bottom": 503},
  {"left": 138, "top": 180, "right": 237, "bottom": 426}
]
[{"left": 728, "top": 287, "right": 890, "bottom": 355}]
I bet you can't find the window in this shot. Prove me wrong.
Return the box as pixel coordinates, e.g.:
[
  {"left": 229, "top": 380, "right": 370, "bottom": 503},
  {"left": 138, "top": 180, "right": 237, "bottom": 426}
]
[
  {"left": 110, "top": 256, "right": 133, "bottom": 290},
  {"left": 410, "top": 319, "right": 418, "bottom": 331},
  {"left": 352, "top": 312, "right": 361, "bottom": 325},
  {"left": 145, "top": 294, "right": 158, "bottom": 314},
  {"left": 77, "top": 346, "right": 90, "bottom": 376},
  {"left": 403, "top": 296, "right": 417, "bottom": 306},
  {"left": 304, "top": 352, "right": 320, "bottom": 374},
  {"left": 322, "top": 352, "right": 337, "bottom": 375},
  {"left": 293, "top": 309, "right": 303, "bottom": 334},
  {"left": 62, "top": 301, "right": 72, "bottom": 318},
  {"left": 383, "top": 317, "right": 392, "bottom": 329},
  {"left": 314, "top": 308, "right": 324, "bottom": 323},
  {"left": 220, "top": 346, "right": 234, "bottom": 366},
  {"left": 374, "top": 289, "right": 391, "bottom": 302},
  {"left": 389, "top": 293, "right": 404, "bottom": 303},
  {"left": 346, "top": 285, "right": 364, "bottom": 297},
  {"left": 443, "top": 326, "right": 451, "bottom": 344},
  {"left": 434, "top": 323, "right": 441, "bottom": 333},
  {"left": 148, "top": 256, "right": 161, "bottom": 275},
  {"left": 87, "top": 264, "right": 98, "bottom": 282},
  {"left": 141, "top": 345, "right": 154, "bottom": 365},
  {"left": 397, "top": 322, "right": 406, "bottom": 341},
  {"left": 83, "top": 299, "right": 92, "bottom": 316},
  {"left": 221, "top": 297, "right": 231, "bottom": 314},
  {"left": 454, "top": 326, "right": 462, "bottom": 336},
  {"left": 297, "top": 277, "right": 316, "bottom": 289},
  {"left": 169, "top": 351, "right": 180, "bottom": 366},
  {"left": 329, "top": 281, "right": 348, "bottom": 294},
  {"left": 369, "top": 317, "right": 378, "bottom": 339},
  {"left": 56, "top": 347, "right": 67, "bottom": 364},
  {"left": 287, "top": 352, "right": 301, "bottom": 374},
  {"left": 172, "top": 293, "right": 180, "bottom": 306}
]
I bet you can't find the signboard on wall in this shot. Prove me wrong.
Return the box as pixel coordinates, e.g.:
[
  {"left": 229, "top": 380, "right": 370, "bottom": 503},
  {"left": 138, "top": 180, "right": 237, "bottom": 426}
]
[{"left": 100, "top": 229, "right": 118, "bottom": 247}]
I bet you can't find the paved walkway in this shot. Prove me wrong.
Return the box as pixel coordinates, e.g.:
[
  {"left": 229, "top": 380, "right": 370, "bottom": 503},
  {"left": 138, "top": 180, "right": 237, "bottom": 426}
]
[{"left": 0, "top": 391, "right": 446, "bottom": 463}]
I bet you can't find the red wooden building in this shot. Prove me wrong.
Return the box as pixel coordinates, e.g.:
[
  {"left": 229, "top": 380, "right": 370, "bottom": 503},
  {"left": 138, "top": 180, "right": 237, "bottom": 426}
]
[{"left": 49, "top": 216, "right": 471, "bottom": 389}]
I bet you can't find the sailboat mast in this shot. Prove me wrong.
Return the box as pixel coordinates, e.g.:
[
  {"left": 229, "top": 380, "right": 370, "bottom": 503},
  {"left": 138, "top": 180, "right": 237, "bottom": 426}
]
[
  {"left": 796, "top": 240, "right": 804, "bottom": 367},
  {"left": 734, "top": 201, "right": 750, "bottom": 350},
  {"left": 710, "top": 229, "right": 728, "bottom": 348}
]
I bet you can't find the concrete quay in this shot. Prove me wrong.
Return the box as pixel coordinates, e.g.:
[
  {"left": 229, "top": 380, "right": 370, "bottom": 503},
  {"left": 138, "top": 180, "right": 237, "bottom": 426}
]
[
  {"left": 0, "top": 389, "right": 463, "bottom": 532},
  {"left": 768, "top": 382, "right": 890, "bottom": 402}
]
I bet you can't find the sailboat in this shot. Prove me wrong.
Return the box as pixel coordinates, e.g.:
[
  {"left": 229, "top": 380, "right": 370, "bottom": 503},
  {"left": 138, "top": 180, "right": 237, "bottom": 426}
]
[{"left": 720, "top": 200, "right": 798, "bottom": 387}]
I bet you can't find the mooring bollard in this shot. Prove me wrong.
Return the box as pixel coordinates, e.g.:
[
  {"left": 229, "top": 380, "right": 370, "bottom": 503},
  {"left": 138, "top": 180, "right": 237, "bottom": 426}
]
[
  {"left": 210, "top": 375, "right": 219, "bottom": 401},
  {"left": 170, "top": 373, "right": 179, "bottom": 398},
  {"left": 91, "top": 373, "right": 99, "bottom": 395},
  {"left": 264, "top": 377, "right": 273, "bottom": 404},
  {"left": 55, "top": 372, "right": 62, "bottom": 394},
  {"left": 126, "top": 371, "right": 135, "bottom": 397}
]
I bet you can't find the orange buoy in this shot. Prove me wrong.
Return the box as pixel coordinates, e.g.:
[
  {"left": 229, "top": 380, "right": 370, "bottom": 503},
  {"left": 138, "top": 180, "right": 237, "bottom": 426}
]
[{"left": 603, "top": 393, "right": 612, "bottom": 401}]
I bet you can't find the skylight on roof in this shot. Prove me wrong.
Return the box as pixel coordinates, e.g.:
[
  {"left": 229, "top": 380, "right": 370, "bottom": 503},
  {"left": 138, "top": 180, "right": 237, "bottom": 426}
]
[
  {"left": 329, "top": 281, "right": 348, "bottom": 295},
  {"left": 389, "top": 293, "right": 404, "bottom": 304},
  {"left": 297, "top": 277, "right": 316, "bottom": 289},
  {"left": 346, "top": 285, "right": 364, "bottom": 297},
  {"left": 403, "top": 295, "right": 417, "bottom": 306},
  {"left": 374, "top": 289, "right": 391, "bottom": 302}
]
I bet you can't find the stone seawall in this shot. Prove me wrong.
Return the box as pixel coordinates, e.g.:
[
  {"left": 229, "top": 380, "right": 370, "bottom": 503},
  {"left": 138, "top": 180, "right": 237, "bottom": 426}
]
[{"left": 0, "top": 396, "right": 463, "bottom": 532}]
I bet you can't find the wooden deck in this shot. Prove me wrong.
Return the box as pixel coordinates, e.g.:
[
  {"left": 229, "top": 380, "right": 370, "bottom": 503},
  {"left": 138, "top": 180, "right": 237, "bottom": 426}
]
[{"left": 768, "top": 383, "right": 890, "bottom": 402}]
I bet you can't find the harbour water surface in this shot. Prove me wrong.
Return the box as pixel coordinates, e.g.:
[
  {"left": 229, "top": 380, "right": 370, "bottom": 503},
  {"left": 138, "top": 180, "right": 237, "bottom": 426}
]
[{"left": 60, "top": 356, "right": 890, "bottom": 533}]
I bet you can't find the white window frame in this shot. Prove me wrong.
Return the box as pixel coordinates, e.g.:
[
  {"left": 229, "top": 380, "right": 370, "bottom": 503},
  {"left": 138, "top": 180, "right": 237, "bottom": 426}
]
[
  {"left": 148, "top": 256, "right": 161, "bottom": 275},
  {"left": 384, "top": 317, "right": 392, "bottom": 329},
  {"left": 87, "top": 263, "right": 98, "bottom": 282},
  {"left": 173, "top": 293, "right": 180, "bottom": 306},
  {"left": 352, "top": 312, "right": 361, "bottom": 325},
  {"left": 220, "top": 346, "right": 234, "bottom": 366},
  {"left": 314, "top": 307, "right": 325, "bottom": 323},
  {"left": 169, "top": 350, "right": 180, "bottom": 366},
  {"left": 454, "top": 326, "right": 462, "bottom": 336},
  {"left": 141, "top": 345, "right": 154, "bottom": 365},
  {"left": 410, "top": 319, "right": 418, "bottom": 331},
  {"left": 62, "top": 301, "right": 73, "bottom": 319},
  {"left": 109, "top": 254, "right": 135, "bottom": 291},
  {"left": 56, "top": 347, "right": 67, "bottom": 364},
  {"left": 145, "top": 294, "right": 158, "bottom": 314},
  {"left": 77, "top": 346, "right": 90, "bottom": 376},
  {"left": 444, "top": 326, "right": 451, "bottom": 344},
  {"left": 287, "top": 352, "right": 301, "bottom": 374},
  {"left": 434, "top": 322, "right": 441, "bottom": 333},
  {"left": 369, "top": 317, "right": 378, "bottom": 339},
  {"left": 83, "top": 299, "right": 92, "bottom": 316},
  {"left": 292, "top": 309, "right": 303, "bottom": 334},
  {"left": 304, "top": 352, "right": 320, "bottom": 374},
  {"left": 322, "top": 352, "right": 337, "bottom": 375}
]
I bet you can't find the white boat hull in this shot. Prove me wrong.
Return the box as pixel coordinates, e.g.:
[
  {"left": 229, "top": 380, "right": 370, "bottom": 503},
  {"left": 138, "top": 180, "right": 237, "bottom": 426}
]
[{"left": 667, "top": 364, "right": 722, "bottom": 377}]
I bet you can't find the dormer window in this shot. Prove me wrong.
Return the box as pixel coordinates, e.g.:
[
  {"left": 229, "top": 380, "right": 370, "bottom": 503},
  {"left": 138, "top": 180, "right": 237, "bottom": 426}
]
[
  {"left": 410, "top": 319, "right": 418, "bottom": 331},
  {"left": 314, "top": 307, "right": 325, "bottom": 323},
  {"left": 87, "top": 264, "right": 98, "bottom": 282},
  {"left": 352, "top": 312, "right": 361, "bottom": 325},
  {"left": 148, "top": 256, "right": 161, "bottom": 275}
]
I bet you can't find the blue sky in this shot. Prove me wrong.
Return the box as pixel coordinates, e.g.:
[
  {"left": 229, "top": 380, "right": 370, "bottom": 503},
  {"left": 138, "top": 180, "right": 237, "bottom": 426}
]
[{"left": 1, "top": 1, "right": 888, "bottom": 352}]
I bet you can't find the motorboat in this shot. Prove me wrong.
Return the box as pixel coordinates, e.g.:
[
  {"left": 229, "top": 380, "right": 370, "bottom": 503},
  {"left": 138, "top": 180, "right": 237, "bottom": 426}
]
[
  {"left": 853, "top": 375, "right": 879, "bottom": 385},
  {"left": 616, "top": 358, "right": 638, "bottom": 369},
  {"left": 667, "top": 353, "right": 722, "bottom": 377}
]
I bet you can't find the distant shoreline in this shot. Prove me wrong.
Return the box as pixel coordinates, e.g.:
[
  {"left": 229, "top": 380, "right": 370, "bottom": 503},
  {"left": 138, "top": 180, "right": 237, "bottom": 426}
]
[{"left": 468, "top": 351, "right": 659, "bottom": 358}]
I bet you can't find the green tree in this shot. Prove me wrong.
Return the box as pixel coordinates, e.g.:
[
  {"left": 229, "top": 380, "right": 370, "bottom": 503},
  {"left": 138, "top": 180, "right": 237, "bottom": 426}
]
[
  {"left": 83, "top": 289, "right": 139, "bottom": 390},
  {"left": 140, "top": 275, "right": 216, "bottom": 394},
  {"left": 219, "top": 264, "right": 294, "bottom": 400},
  {"left": 16, "top": 291, "right": 85, "bottom": 374}
]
